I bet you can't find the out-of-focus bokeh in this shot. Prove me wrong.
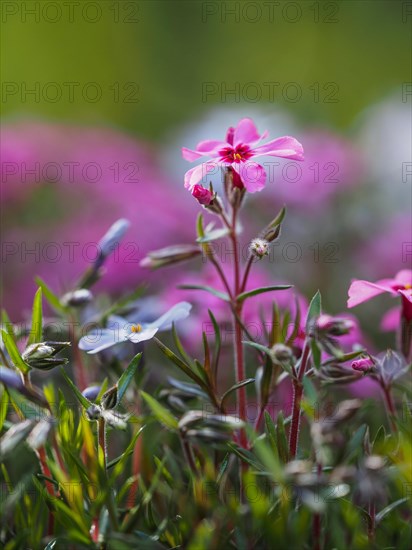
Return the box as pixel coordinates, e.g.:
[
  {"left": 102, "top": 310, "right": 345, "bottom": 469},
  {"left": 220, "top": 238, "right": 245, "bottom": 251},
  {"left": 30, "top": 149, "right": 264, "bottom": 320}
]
[{"left": 1, "top": 1, "right": 411, "bottom": 348}]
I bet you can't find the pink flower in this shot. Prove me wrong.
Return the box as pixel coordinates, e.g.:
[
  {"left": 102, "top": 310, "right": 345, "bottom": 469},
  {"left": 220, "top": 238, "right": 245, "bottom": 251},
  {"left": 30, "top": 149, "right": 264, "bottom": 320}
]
[
  {"left": 347, "top": 270, "right": 412, "bottom": 322},
  {"left": 182, "top": 118, "right": 304, "bottom": 193},
  {"left": 191, "top": 184, "right": 213, "bottom": 205}
]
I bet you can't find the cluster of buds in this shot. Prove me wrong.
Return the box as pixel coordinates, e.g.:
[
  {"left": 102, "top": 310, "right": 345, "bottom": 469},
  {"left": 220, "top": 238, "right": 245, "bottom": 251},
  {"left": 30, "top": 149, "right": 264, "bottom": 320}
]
[
  {"left": 22, "top": 341, "right": 71, "bottom": 370},
  {"left": 249, "top": 238, "right": 269, "bottom": 259}
]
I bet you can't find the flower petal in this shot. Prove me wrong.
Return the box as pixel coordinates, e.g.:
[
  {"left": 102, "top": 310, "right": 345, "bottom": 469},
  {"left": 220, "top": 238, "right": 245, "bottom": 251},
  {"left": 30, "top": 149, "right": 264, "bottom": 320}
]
[
  {"left": 347, "top": 280, "right": 396, "bottom": 308},
  {"left": 182, "top": 147, "right": 205, "bottom": 162},
  {"left": 233, "top": 118, "right": 261, "bottom": 145},
  {"left": 233, "top": 162, "right": 266, "bottom": 193},
  {"left": 196, "top": 140, "right": 227, "bottom": 153},
  {"left": 127, "top": 327, "right": 159, "bottom": 344},
  {"left": 395, "top": 269, "right": 412, "bottom": 287},
  {"left": 253, "top": 136, "right": 304, "bottom": 161},
  {"left": 184, "top": 162, "right": 219, "bottom": 189},
  {"left": 147, "top": 302, "right": 192, "bottom": 331},
  {"left": 79, "top": 329, "right": 125, "bottom": 354}
]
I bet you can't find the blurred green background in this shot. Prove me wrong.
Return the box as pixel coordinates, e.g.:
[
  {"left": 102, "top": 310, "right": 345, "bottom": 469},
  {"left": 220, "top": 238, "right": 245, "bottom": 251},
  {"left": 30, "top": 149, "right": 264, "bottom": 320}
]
[{"left": 2, "top": 0, "right": 410, "bottom": 138}]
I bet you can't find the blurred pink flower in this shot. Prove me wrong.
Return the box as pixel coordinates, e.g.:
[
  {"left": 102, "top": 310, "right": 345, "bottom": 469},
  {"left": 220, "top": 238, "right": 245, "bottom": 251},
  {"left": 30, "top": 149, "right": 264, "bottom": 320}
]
[
  {"left": 1, "top": 122, "right": 198, "bottom": 316},
  {"left": 182, "top": 118, "right": 304, "bottom": 193},
  {"left": 348, "top": 270, "right": 412, "bottom": 325},
  {"left": 263, "top": 130, "right": 361, "bottom": 209}
]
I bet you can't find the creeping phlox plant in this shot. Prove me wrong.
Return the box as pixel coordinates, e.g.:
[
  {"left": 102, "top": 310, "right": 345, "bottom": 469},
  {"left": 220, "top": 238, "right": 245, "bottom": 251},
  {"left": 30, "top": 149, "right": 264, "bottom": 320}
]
[{"left": 0, "top": 118, "right": 411, "bottom": 549}]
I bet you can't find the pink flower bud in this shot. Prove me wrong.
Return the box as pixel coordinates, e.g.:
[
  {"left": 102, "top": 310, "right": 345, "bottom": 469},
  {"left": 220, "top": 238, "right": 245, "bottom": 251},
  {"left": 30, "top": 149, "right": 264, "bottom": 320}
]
[
  {"left": 191, "top": 184, "right": 213, "bottom": 206},
  {"left": 351, "top": 357, "right": 375, "bottom": 372},
  {"left": 316, "top": 314, "right": 354, "bottom": 336}
]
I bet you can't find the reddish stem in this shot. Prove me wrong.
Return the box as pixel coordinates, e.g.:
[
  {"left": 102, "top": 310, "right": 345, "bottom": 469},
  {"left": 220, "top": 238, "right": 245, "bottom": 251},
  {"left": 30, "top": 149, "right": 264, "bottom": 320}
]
[
  {"left": 381, "top": 383, "right": 397, "bottom": 432},
  {"left": 37, "top": 446, "right": 55, "bottom": 535}
]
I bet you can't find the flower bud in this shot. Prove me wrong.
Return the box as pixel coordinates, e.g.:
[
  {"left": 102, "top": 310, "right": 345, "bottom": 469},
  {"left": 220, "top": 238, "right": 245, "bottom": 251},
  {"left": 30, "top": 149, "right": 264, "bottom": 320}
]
[
  {"left": 61, "top": 289, "right": 93, "bottom": 307},
  {"left": 140, "top": 244, "right": 201, "bottom": 269},
  {"left": 22, "top": 343, "right": 54, "bottom": 361},
  {"left": 270, "top": 343, "right": 293, "bottom": 363},
  {"left": 192, "top": 184, "right": 214, "bottom": 206},
  {"left": 316, "top": 314, "right": 354, "bottom": 336},
  {"left": 249, "top": 238, "right": 269, "bottom": 259},
  {"left": 94, "top": 218, "right": 130, "bottom": 270},
  {"left": 224, "top": 167, "right": 246, "bottom": 208},
  {"left": 351, "top": 357, "right": 375, "bottom": 373},
  {"left": 82, "top": 385, "right": 101, "bottom": 402},
  {"left": 22, "top": 341, "right": 70, "bottom": 370},
  {"left": 101, "top": 386, "right": 118, "bottom": 410}
]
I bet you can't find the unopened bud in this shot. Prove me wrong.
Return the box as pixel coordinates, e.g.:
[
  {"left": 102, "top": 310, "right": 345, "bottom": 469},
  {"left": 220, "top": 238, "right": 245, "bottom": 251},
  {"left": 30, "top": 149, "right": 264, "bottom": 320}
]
[
  {"left": 140, "top": 244, "right": 201, "bottom": 270},
  {"left": 249, "top": 238, "right": 269, "bottom": 259},
  {"left": 192, "top": 184, "right": 214, "bottom": 206},
  {"left": 61, "top": 289, "right": 93, "bottom": 307},
  {"left": 97, "top": 218, "right": 130, "bottom": 265},
  {"left": 271, "top": 343, "right": 293, "bottom": 363},
  {"left": 351, "top": 357, "right": 375, "bottom": 373},
  {"left": 22, "top": 343, "right": 54, "bottom": 361},
  {"left": 315, "top": 315, "right": 354, "bottom": 336},
  {"left": 101, "top": 386, "right": 118, "bottom": 410},
  {"left": 22, "top": 341, "right": 70, "bottom": 370}
]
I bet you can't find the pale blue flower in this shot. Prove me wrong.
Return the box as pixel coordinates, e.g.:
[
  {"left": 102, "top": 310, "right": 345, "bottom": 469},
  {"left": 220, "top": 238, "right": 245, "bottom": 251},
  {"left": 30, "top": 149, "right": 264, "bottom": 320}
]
[{"left": 79, "top": 302, "right": 191, "bottom": 355}]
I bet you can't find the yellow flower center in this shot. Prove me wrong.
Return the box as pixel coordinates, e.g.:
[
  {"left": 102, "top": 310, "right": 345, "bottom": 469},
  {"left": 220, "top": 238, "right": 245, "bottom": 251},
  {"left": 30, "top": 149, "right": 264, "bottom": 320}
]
[
  {"left": 233, "top": 153, "right": 242, "bottom": 160},
  {"left": 404, "top": 283, "right": 412, "bottom": 290},
  {"left": 131, "top": 324, "right": 142, "bottom": 333}
]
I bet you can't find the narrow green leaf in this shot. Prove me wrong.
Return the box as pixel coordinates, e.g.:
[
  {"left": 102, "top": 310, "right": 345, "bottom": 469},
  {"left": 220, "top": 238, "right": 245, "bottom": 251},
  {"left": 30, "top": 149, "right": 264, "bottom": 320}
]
[
  {"left": 1, "top": 309, "right": 17, "bottom": 346},
  {"left": 178, "top": 284, "right": 229, "bottom": 302},
  {"left": 172, "top": 322, "right": 196, "bottom": 369},
  {"left": 208, "top": 310, "right": 221, "bottom": 379},
  {"left": 61, "top": 370, "right": 93, "bottom": 409},
  {"left": 35, "top": 277, "right": 67, "bottom": 315},
  {"left": 376, "top": 498, "right": 409, "bottom": 524},
  {"left": 311, "top": 340, "right": 322, "bottom": 370},
  {"left": 140, "top": 391, "right": 178, "bottom": 430},
  {"left": 242, "top": 340, "right": 273, "bottom": 357},
  {"left": 305, "top": 290, "right": 322, "bottom": 332},
  {"left": 154, "top": 338, "right": 211, "bottom": 393},
  {"left": 1, "top": 330, "right": 30, "bottom": 375},
  {"left": 27, "top": 288, "right": 43, "bottom": 346},
  {"left": 221, "top": 378, "right": 255, "bottom": 407},
  {"left": 237, "top": 285, "right": 292, "bottom": 303},
  {"left": 276, "top": 412, "right": 289, "bottom": 463},
  {"left": 264, "top": 411, "right": 278, "bottom": 456},
  {"left": 285, "top": 297, "right": 301, "bottom": 347},
  {"left": 116, "top": 353, "right": 142, "bottom": 407}
]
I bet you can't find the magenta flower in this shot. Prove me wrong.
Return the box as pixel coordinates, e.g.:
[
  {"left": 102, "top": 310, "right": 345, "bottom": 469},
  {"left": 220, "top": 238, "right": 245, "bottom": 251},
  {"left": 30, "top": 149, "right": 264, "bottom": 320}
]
[
  {"left": 347, "top": 269, "right": 412, "bottom": 321},
  {"left": 182, "top": 118, "right": 304, "bottom": 193}
]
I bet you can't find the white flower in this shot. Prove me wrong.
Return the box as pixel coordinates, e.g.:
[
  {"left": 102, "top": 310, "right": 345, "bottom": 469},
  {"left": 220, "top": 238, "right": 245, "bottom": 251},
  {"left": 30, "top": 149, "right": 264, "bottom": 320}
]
[{"left": 79, "top": 302, "right": 191, "bottom": 355}]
